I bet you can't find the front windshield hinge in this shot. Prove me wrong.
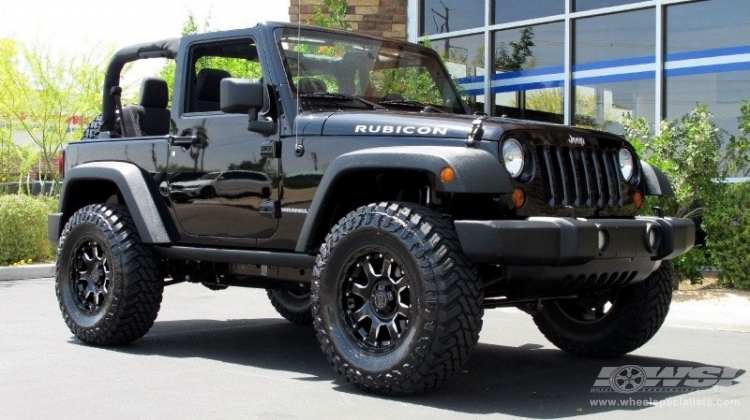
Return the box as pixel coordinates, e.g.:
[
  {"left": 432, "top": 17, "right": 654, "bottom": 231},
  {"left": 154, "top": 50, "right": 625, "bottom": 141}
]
[{"left": 467, "top": 115, "right": 488, "bottom": 147}]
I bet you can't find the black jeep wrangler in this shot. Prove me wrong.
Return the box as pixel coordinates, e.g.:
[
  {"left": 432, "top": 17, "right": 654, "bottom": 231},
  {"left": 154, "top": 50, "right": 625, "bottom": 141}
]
[{"left": 49, "top": 22, "right": 695, "bottom": 395}]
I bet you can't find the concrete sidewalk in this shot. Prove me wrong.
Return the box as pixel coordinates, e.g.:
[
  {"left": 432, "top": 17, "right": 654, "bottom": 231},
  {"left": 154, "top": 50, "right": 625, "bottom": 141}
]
[{"left": 0, "top": 263, "right": 55, "bottom": 281}]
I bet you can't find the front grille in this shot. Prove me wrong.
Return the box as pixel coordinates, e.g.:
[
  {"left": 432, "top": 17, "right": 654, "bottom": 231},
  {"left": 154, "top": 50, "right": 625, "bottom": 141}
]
[{"left": 537, "top": 145, "right": 623, "bottom": 209}]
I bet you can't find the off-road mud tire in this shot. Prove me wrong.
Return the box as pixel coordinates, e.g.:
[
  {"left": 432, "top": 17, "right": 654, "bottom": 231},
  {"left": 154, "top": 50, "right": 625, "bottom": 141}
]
[
  {"left": 533, "top": 262, "right": 673, "bottom": 358},
  {"left": 56, "top": 204, "right": 163, "bottom": 345},
  {"left": 312, "top": 202, "right": 484, "bottom": 395},
  {"left": 267, "top": 289, "right": 313, "bottom": 326}
]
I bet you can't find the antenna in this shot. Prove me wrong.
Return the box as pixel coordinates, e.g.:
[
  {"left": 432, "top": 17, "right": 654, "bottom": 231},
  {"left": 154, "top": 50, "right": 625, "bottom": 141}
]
[{"left": 294, "top": 0, "right": 304, "bottom": 156}]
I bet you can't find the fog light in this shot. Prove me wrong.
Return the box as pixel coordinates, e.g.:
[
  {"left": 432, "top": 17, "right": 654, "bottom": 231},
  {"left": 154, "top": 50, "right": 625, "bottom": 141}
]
[
  {"left": 598, "top": 229, "right": 610, "bottom": 254},
  {"left": 645, "top": 224, "right": 661, "bottom": 252}
]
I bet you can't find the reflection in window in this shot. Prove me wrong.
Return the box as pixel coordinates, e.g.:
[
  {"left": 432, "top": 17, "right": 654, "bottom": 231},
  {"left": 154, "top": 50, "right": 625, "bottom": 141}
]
[
  {"left": 574, "top": 0, "right": 639, "bottom": 12},
  {"left": 665, "top": 0, "right": 750, "bottom": 141},
  {"left": 495, "top": 0, "right": 564, "bottom": 25},
  {"left": 574, "top": 9, "right": 655, "bottom": 132},
  {"left": 421, "top": 0, "right": 485, "bottom": 35},
  {"left": 492, "top": 22, "right": 565, "bottom": 122},
  {"left": 431, "top": 34, "right": 485, "bottom": 112}
]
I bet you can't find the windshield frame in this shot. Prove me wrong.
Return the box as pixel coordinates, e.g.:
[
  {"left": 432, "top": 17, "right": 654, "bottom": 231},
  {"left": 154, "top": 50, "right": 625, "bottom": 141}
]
[{"left": 273, "top": 27, "right": 470, "bottom": 114}]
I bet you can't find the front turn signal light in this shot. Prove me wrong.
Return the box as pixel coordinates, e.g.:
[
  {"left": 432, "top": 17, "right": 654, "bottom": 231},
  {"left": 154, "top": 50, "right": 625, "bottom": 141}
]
[
  {"left": 440, "top": 167, "right": 454, "bottom": 183},
  {"left": 512, "top": 188, "right": 526, "bottom": 209},
  {"left": 634, "top": 190, "right": 643, "bottom": 210}
]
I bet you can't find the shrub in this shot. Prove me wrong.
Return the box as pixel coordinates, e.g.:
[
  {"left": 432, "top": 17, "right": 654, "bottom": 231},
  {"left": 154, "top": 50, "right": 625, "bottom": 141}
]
[
  {"left": 0, "top": 195, "right": 58, "bottom": 265},
  {"left": 702, "top": 182, "right": 750, "bottom": 289},
  {"left": 621, "top": 106, "right": 724, "bottom": 283}
]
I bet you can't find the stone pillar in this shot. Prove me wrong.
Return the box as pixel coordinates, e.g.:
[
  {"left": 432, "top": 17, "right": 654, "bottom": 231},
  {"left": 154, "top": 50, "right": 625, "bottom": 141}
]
[{"left": 289, "top": 0, "right": 408, "bottom": 40}]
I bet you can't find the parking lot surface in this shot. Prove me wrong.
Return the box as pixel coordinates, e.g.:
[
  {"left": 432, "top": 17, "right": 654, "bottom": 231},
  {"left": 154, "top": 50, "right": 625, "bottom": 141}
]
[{"left": 1, "top": 278, "right": 747, "bottom": 420}]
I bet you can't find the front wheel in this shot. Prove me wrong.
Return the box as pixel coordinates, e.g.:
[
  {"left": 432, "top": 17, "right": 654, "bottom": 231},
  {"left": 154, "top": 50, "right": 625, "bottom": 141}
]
[
  {"left": 55, "top": 204, "right": 164, "bottom": 345},
  {"left": 312, "top": 203, "right": 483, "bottom": 395},
  {"left": 533, "top": 262, "right": 673, "bottom": 358}
]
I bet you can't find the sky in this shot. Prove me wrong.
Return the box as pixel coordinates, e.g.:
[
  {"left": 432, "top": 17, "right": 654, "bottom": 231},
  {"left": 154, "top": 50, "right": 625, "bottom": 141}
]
[{"left": 0, "top": 0, "right": 291, "bottom": 52}]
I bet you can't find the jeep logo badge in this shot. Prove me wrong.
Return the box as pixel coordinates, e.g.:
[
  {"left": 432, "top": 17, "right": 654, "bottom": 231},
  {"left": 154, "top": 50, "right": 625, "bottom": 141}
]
[{"left": 568, "top": 135, "right": 586, "bottom": 146}]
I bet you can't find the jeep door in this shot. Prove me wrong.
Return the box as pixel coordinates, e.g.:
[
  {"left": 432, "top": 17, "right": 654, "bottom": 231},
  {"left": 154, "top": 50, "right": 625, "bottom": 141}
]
[{"left": 167, "top": 33, "right": 279, "bottom": 244}]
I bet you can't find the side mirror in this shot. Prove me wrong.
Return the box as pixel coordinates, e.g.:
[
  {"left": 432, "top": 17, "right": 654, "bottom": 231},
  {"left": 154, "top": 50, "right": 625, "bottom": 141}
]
[
  {"left": 220, "top": 78, "right": 263, "bottom": 114},
  {"left": 220, "top": 78, "right": 276, "bottom": 135}
]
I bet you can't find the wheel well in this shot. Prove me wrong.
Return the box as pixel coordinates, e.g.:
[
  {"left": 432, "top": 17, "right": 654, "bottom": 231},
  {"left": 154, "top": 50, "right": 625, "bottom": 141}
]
[
  {"left": 61, "top": 179, "right": 122, "bottom": 224},
  {"left": 307, "top": 169, "right": 432, "bottom": 251}
]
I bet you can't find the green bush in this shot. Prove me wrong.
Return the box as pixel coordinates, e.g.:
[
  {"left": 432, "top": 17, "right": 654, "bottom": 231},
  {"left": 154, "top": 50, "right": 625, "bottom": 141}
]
[
  {"left": 0, "top": 195, "right": 58, "bottom": 265},
  {"left": 703, "top": 182, "right": 750, "bottom": 289},
  {"left": 622, "top": 106, "right": 724, "bottom": 283}
]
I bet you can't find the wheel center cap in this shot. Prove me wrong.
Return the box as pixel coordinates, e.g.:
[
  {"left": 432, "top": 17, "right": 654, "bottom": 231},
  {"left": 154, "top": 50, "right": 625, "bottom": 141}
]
[{"left": 372, "top": 291, "right": 389, "bottom": 309}]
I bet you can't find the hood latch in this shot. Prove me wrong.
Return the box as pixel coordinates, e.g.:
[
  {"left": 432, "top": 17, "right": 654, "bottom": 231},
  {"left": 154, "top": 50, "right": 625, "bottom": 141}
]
[{"left": 466, "top": 115, "right": 488, "bottom": 147}]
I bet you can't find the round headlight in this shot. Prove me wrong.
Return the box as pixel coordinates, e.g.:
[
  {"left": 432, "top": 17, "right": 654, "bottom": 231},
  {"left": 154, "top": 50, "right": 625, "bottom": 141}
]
[
  {"left": 618, "top": 148, "right": 634, "bottom": 182},
  {"left": 502, "top": 138, "right": 525, "bottom": 178}
]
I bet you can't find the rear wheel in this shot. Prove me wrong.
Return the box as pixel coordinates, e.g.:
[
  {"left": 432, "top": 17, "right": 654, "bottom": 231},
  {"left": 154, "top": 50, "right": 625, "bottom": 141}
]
[
  {"left": 533, "top": 262, "right": 673, "bottom": 358},
  {"left": 267, "top": 288, "right": 313, "bottom": 326},
  {"left": 312, "top": 202, "right": 483, "bottom": 395},
  {"left": 55, "top": 204, "right": 163, "bottom": 345}
]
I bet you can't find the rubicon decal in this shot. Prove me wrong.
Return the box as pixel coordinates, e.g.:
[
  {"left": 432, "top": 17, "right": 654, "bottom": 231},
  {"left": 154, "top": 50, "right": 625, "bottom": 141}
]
[{"left": 354, "top": 125, "right": 449, "bottom": 135}]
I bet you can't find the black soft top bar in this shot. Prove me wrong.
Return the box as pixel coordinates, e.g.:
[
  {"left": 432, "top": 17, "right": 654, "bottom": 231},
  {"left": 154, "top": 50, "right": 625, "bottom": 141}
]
[{"left": 100, "top": 38, "right": 180, "bottom": 132}]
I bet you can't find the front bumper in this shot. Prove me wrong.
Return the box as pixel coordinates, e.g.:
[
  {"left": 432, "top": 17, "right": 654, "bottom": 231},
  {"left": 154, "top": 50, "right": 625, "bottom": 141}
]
[
  {"left": 455, "top": 216, "right": 695, "bottom": 292},
  {"left": 455, "top": 216, "right": 694, "bottom": 265}
]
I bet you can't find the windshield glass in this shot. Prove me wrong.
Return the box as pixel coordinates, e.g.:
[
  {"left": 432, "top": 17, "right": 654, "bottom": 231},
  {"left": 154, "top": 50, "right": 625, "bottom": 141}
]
[{"left": 275, "top": 28, "right": 468, "bottom": 114}]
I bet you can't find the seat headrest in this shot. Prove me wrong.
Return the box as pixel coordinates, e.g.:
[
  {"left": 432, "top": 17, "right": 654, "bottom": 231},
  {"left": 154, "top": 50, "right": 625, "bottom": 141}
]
[
  {"left": 139, "top": 77, "right": 169, "bottom": 109},
  {"left": 196, "top": 68, "right": 232, "bottom": 102}
]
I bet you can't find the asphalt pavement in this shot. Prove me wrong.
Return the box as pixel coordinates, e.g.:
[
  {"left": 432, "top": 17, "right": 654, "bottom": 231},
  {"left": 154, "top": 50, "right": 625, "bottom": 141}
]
[{"left": 0, "top": 273, "right": 748, "bottom": 420}]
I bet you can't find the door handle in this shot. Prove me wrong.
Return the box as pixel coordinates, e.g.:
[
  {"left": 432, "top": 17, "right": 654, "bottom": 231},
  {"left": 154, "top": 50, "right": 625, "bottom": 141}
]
[{"left": 167, "top": 135, "right": 199, "bottom": 147}]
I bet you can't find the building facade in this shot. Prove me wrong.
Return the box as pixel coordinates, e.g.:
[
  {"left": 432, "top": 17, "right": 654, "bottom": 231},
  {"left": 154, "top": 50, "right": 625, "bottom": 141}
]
[
  {"left": 290, "top": 1, "right": 749, "bottom": 137},
  {"left": 290, "top": 0, "right": 408, "bottom": 39},
  {"left": 412, "top": 0, "right": 750, "bottom": 137}
]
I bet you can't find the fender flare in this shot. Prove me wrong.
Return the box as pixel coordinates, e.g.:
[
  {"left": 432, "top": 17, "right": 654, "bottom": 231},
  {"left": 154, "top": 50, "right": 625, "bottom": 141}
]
[
  {"left": 58, "top": 162, "right": 171, "bottom": 243},
  {"left": 294, "top": 145, "right": 512, "bottom": 252},
  {"left": 640, "top": 161, "right": 675, "bottom": 197}
]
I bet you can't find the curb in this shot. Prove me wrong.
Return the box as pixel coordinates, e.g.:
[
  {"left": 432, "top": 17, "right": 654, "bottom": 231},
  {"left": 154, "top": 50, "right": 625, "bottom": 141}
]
[{"left": 0, "top": 263, "right": 55, "bottom": 281}]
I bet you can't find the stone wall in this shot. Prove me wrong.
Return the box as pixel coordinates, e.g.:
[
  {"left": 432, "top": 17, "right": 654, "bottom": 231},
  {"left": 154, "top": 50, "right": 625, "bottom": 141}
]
[{"left": 289, "top": 0, "right": 407, "bottom": 40}]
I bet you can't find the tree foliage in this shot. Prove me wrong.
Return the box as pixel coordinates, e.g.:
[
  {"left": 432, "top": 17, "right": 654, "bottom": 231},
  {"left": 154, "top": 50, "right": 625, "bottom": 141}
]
[
  {"left": 313, "top": 0, "right": 351, "bottom": 30},
  {"left": 0, "top": 39, "right": 105, "bottom": 193}
]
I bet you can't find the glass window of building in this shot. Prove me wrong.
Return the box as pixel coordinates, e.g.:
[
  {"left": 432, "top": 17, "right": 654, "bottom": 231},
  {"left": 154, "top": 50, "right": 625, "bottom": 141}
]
[
  {"left": 665, "top": 0, "right": 750, "bottom": 141},
  {"left": 430, "top": 34, "right": 485, "bottom": 112},
  {"left": 494, "top": 0, "right": 564, "bottom": 25},
  {"left": 492, "top": 22, "right": 565, "bottom": 122},
  {"left": 574, "top": 0, "right": 640, "bottom": 12},
  {"left": 573, "top": 9, "right": 655, "bottom": 133},
  {"left": 421, "top": 0, "right": 485, "bottom": 35}
]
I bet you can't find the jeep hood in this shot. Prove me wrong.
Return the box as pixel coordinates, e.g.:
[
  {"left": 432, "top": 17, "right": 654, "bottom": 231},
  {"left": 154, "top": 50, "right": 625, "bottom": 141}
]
[{"left": 292, "top": 111, "right": 626, "bottom": 146}]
